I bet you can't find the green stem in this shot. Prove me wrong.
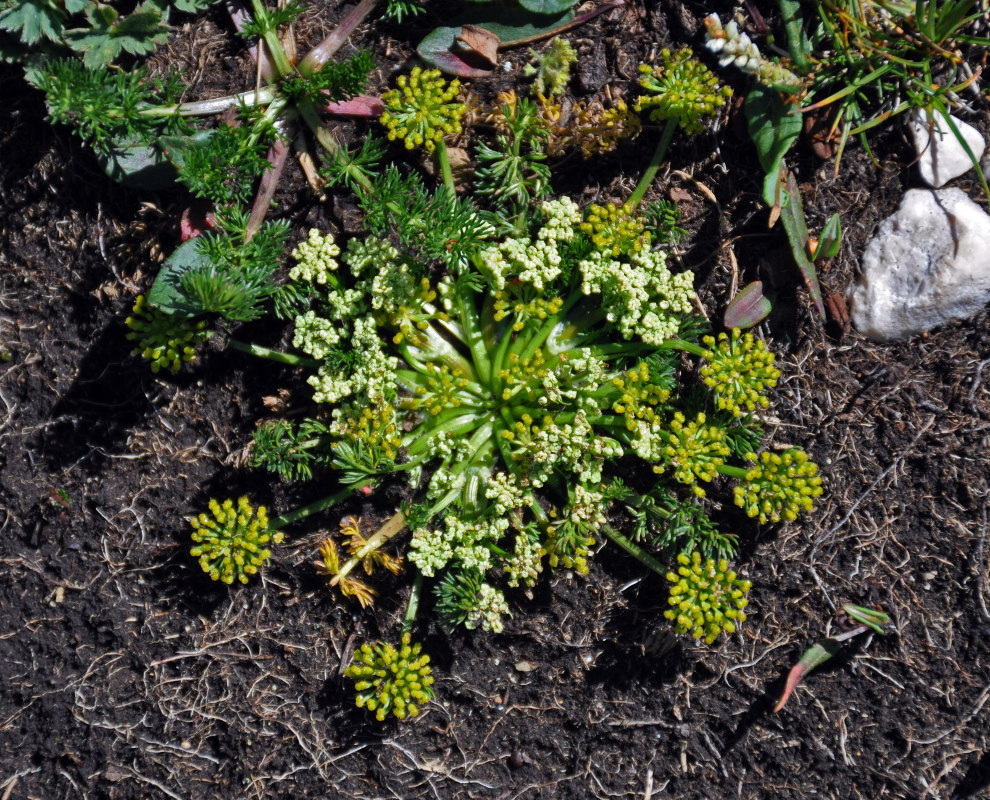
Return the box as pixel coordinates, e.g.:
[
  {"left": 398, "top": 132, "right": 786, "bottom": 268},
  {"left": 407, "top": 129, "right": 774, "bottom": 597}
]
[
  {"left": 602, "top": 524, "right": 668, "bottom": 577},
  {"left": 402, "top": 572, "right": 424, "bottom": 634},
  {"left": 660, "top": 337, "right": 707, "bottom": 358},
  {"left": 269, "top": 480, "right": 370, "bottom": 530},
  {"left": 628, "top": 118, "right": 677, "bottom": 209},
  {"left": 716, "top": 463, "right": 749, "bottom": 480},
  {"left": 435, "top": 140, "right": 456, "bottom": 196},
  {"left": 249, "top": 0, "right": 295, "bottom": 79},
  {"left": 228, "top": 339, "right": 319, "bottom": 367}
]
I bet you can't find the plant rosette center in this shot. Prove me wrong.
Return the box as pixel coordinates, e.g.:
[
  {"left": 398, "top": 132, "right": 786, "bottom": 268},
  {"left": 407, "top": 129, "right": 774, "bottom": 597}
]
[{"left": 275, "top": 196, "right": 820, "bottom": 633}]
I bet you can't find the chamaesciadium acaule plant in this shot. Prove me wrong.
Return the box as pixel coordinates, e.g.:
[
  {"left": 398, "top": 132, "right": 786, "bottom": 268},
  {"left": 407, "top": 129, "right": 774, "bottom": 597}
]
[{"left": 130, "top": 49, "right": 823, "bottom": 721}]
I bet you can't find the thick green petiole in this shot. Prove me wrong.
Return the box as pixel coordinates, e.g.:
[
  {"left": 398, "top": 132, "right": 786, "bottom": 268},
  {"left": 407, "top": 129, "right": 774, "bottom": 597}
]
[{"left": 628, "top": 117, "right": 678, "bottom": 209}]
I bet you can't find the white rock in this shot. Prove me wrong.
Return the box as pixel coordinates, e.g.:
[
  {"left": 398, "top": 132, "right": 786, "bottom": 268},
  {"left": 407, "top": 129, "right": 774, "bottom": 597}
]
[
  {"left": 910, "top": 109, "right": 985, "bottom": 188},
  {"left": 847, "top": 188, "right": 990, "bottom": 340}
]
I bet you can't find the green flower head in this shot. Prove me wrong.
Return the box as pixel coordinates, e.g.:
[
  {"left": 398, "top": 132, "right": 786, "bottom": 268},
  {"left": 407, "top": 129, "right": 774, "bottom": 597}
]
[
  {"left": 733, "top": 448, "right": 824, "bottom": 524},
  {"left": 665, "top": 551, "right": 751, "bottom": 644},
  {"left": 190, "top": 497, "right": 283, "bottom": 584},
  {"left": 125, "top": 294, "right": 211, "bottom": 374},
  {"left": 344, "top": 632, "right": 435, "bottom": 721},
  {"left": 581, "top": 201, "right": 651, "bottom": 257},
  {"left": 635, "top": 47, "right": 733, "bottom": 135},
  {"left": 700, "top": 329, "right": 781, "bottom": 417},
  {"left": 655, "top": 411, "right": 731, "bottom": 497},
  {"left": 379, "top": 66, "right": 466, "bottom": 152}
]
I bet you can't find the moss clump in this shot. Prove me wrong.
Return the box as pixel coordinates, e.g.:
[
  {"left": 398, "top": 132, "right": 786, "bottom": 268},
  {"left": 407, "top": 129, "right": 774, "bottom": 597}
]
[
  {"left": 344, "top": 632, "right": 435, "bottom": 721},
  {"left": 665, "top": 551, "right": 751, "bottom": 644},
  {"left": 189, "top": 497, "right": 282, "bottom": 584}
]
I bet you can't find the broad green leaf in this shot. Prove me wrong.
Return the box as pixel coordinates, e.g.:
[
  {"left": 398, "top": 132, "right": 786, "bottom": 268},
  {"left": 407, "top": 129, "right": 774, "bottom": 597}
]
[
  {"left": 779, "top": 170, "right": 825, "bottom": 320},
  {"left": 744, "top": 84, "right": 802, "bottom": 176},
  {"left": 148, "top": 237, "right": 212, "bottom": 317},
  {"left": 519, "top": 0, "right": 576, "bottom": 15},
  {"left": 418, "top": 7, "right": 573, "bottom": 76},
  {"left": 97, "top": 131, "right": 211, "bottom": 189}
]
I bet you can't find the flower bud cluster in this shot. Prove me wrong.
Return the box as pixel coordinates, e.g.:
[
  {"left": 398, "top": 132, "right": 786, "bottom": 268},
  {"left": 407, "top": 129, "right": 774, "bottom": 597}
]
[
  {"left": 125, "top": 294, "right": 210, "bottom": 373},
  {"left": 379, "top": 66, "right": 466, "bottom": 152},
  {"left": 634, "top": 48, "right": 733, "bottom": 135},
  {"left": 656, "top": 412, "right": 731, "bottom": 497},
  {"left": 704, "top": 14, "right": 802, "bottom": 91},
  {"left": 611, "top": 362, "right": 670, "bottom": 431},
  {"left": 466, "top": 583, "right": 511, "bottom": 633},
  {"left": 665, "top": 551, "right": 751, "bottom": 644},
  {"left": 345, "top": 632, "right": 435, "bottom": 721},
  {"left": 734, "top": 448, "right": 824, "bottom": 523},
  {"left": 505, "top": 532, "right": 543, "bottom": 588},
  {"left": 700, "top": 329, "right": 781, "bottom": 417},
  {"left": 189, "top": 497, "right": 282, "bottom": 585},
  {"left": 581, "top": 201, "right": 651, "bottom": 257},
  {"left": 289, "top": 229, "right": 340, "bottom": 284}
]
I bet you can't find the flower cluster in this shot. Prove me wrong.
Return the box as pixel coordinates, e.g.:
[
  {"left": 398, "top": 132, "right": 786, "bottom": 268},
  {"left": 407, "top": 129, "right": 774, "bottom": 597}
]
[
  {"left": 189, "top": 497, "right": 282, "bottom": 584},
  {"left": 379, "top": 67, "right": 466, "bottom": 152},
  {"left": 665, "top": 551, "right": 751, "bottom": 644},
  {"left": 657, "top": 412, "right": 731, "bottom": 496},
  {"left": 125, "top": 294, "right": 211, "bottom": 373},
  {"left": 581, "top": 201, "right": 651, "bottom": 257},
  {"left": 704, "top": 14, "right": 802, "bottom": 91},
  {"left": 289, "top": 228, "right": 341, "bottom": 284},
  {"left": 734, "top": 448, "right": 824, "bottom": 524},
  {"left": 700, "top": 329, "right": 781, "bottom": 417},
  {"left": 635, "top": 48, "right": 733, "bottom": 135},
  {"left": 344, "top": 632, "right": 435, "bottom": 721}
]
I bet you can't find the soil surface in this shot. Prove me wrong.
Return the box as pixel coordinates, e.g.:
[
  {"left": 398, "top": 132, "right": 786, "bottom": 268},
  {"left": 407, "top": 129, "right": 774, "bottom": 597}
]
[{"left": 2, "top": 2, "right": 990, "bottom": 799}]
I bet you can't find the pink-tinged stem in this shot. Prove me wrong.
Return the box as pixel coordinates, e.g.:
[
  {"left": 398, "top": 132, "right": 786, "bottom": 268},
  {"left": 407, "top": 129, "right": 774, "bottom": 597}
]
[
  {"left": 323, "top": 93, "right": 384, "bottom": 117},
  {"left": 226, "top": 0, "right": 274, "bottom": 83},
  {"left": 298, "top": 0, "right": 379, "bottom": 77},
  {"left": 245, "top": 131, "right": 292, "bottom": 241}
]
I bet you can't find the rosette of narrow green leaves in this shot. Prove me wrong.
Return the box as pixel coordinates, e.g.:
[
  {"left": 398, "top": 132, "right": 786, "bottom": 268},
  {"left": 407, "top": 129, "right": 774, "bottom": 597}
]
[
  {"left": 379, "top": 67, "right": 465, "bottom": 152},
  {"left": 700, "top": 329, "right": 781, "bottom": 417},
  {"left": 344, "top": 632, "right": 435, "bottom": 721},
  {"left": 656, "top": 412, "right": 731, "bottom": 497},
  {"left": 732, "top": 448, "right": 823, "bottom": 524},
  {"left": 580, "top": 201, "right": 651, "bottom": 257},
  {"left": 665, "top": 551, "right": 751, "bottom": 644},
  {"left": 634, "top": 48, "right": 733, "bottom": 135},
  {"left": 189, "top": 497, "right": 283, "bottom": 584},
  {"left": 125, "top": 294, "right": 210, "bottom": 373}
]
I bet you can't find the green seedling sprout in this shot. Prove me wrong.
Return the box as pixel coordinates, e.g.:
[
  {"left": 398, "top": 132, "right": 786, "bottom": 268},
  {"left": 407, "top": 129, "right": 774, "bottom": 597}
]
[{"left": 774, "top": 604, "right": 890, "bottom": 712}]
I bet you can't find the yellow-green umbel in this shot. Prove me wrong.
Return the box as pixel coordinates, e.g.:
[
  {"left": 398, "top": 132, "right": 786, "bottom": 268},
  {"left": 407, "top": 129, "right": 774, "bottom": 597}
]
[
  {"left": 379, "top": 66, "right": 466, "bottom": 153},
  {"left": 189, "top": 497, "right": 283, "bottom": 584},
  {"left": 732, "top": 448, "right": 824, "bottom": 524},
  {"left": 656, "top": 411, "right": 731, "bottom": 497},
  {"left": 700, "top": 328, "right": 781, "bottom": 417},
  {"left": 580, "top": 201, "right": 651, "bottom": 257},
  {"left": 665, "top": 551, "right": 751, "bottom": 644},
  {"left": 125, "top": 294, "right": 210, "bottom": 373},
  {"left": 345, "top": 632, "right": 435, "bottom": 721},
  {"left": 634, "top": 47, "right": 733, "bottom": 135}
]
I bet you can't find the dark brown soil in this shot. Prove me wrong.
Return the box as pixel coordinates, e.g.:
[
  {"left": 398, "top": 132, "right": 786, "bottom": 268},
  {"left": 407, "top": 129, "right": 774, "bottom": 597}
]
[{"left": 2, "top": 2, "right": 990, "bottom": 799}]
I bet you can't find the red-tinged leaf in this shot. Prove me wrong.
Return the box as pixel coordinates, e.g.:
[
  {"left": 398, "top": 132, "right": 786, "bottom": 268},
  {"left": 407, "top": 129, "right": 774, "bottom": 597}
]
[
  {"left": 779, "top": 170, "right": 826, "bottom": 320},
  {"left": 773, "top": 637, "right": 842, "bottom": 713},
  {"left": 180, "top": 201, "right": 216, "bottom": 242},
  {"left": 324, "top": 94, "right": 384, "bottom": 117},
  {"left": 724, "top": 281, "right": 773, "bottom": 329}
]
